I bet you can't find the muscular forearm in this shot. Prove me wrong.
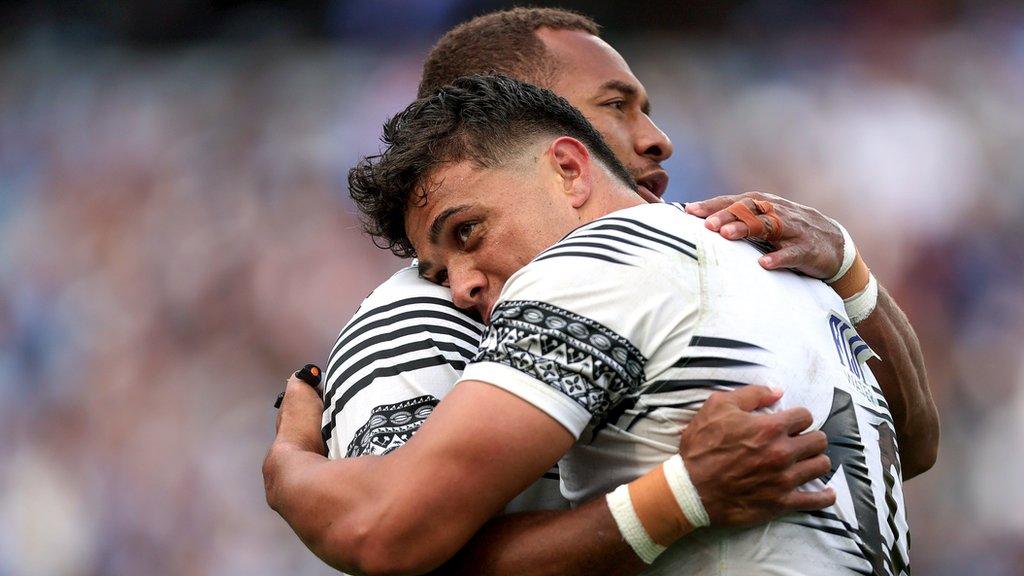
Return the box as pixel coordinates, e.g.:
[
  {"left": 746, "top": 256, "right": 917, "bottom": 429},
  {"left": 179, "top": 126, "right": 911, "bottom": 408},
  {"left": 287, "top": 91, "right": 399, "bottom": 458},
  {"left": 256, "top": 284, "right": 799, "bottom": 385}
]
[
  {"left": 855, "top": 285, "right": 939, "bottom": 478},
  {"left": 264, "top": 442, "right": 389, "bottom": 574},
  {"left": 267, "top": 443, "right": 654, "bottom": 576},
  {"left": 266, "top": 377, "right": 440, "bottom": 575},
  {"left": 434, "top": 499, "right": 650, "bottom": 576}
]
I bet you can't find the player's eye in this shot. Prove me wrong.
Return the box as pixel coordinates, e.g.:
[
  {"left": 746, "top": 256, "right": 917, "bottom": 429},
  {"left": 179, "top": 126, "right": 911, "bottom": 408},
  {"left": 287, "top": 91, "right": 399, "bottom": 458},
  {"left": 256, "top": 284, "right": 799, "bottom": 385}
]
[
  {"left": 456, "top": 221, "right": 477, "bottom": 246},
  {"left": 604, "top": 100, "right": 625, "bottom": 111}
]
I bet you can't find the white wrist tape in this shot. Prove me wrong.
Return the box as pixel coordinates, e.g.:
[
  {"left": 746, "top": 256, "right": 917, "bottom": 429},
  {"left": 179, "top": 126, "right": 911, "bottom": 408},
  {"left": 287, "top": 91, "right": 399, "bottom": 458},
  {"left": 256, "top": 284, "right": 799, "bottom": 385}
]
[
  {"left": 844, "top": 273, "right": 879, "bottom": 324},
  {"left": 606, "top": 484, "right": 666, "bottom": 564},
  {"left": 663, "top": 454, "right": 711, "bottom": 528},
  {"left": 826, "top": 218, "right": 856, "bottom": 284}
]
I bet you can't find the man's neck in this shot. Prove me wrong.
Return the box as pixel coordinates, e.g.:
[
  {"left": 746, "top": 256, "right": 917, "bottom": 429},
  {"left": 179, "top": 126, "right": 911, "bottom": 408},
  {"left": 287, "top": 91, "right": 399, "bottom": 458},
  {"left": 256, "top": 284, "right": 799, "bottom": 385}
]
[{"left": 577, "top": 182, "right": 648, "bottom": 225}]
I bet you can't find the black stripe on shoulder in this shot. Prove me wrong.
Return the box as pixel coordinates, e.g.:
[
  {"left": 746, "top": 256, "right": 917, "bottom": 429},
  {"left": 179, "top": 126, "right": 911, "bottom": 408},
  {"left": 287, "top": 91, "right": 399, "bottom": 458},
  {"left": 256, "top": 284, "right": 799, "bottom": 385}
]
[
  {"left": 533, "top": 251, "right": 630, "bottom": 266},
  {"left": 542, "top": 472, "right": 559, "bottom": 481},
  {"left": 322, "top": 354, "right": 467, "bottom": 443},
  {"left": 688, "top": 335, "right": 765, "bottom": 350},
  {"left": 673, "top": 356, "right": 763, "bottom": 369},
  {"left": 570, "top": 232, "right": 649, "bottom": 252},
  {"left": 598, "top": 216, "right": 697, "bottom": 249},
  {"left": 324, "top": 338, "right": 474, "bottom": 411},
  {"left": 326, "top": 323, "right": 479, "bottom": 390},
  {"left": 541, "top": 240, "right": 631, "bottom": 256},
  {"left": 330, "top": 307, "right": 482, "bottom": 366},
  {"left": 586, "top": 222, "right": 697, "bottom": 261}
]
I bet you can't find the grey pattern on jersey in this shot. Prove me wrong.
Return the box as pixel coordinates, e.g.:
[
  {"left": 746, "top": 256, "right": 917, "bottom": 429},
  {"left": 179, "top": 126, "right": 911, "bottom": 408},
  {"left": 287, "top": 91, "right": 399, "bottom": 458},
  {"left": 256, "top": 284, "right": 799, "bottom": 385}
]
[{"left": 475, "top": 299, "right": 647, "bottom": 424}]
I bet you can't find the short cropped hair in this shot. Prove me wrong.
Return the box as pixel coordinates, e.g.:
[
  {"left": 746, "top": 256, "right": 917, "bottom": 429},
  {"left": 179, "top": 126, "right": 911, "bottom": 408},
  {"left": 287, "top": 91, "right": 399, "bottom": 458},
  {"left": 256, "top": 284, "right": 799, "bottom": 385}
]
[
  {"left": 417, "top": 8, "right": 600, "bottom": 98},
  {"left": 350, "top": 74, "right": 635, "bottom": 258}
]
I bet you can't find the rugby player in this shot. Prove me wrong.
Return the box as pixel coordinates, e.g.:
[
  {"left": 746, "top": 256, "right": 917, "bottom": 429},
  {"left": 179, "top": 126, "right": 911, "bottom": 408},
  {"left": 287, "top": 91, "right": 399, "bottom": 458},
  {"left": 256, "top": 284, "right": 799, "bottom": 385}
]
[
  {"left": 268, "top": 75, "right": 915, "bottom": 574},
  {"left": 265, "top": 9, "right": 934, "bottom": 574},
  {"left": 322, "top": 7, "right": 935, "bottom": 481}
]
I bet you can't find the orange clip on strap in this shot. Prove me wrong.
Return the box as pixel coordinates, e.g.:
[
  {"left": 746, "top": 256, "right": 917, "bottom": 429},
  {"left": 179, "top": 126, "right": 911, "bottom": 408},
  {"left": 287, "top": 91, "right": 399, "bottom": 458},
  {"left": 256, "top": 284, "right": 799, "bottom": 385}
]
[
  {"left": 830, "top": 252, "right": 870, "bottom": 299},
  {"left": 628, "top": 464, "right": 688, "bottom": 546}
]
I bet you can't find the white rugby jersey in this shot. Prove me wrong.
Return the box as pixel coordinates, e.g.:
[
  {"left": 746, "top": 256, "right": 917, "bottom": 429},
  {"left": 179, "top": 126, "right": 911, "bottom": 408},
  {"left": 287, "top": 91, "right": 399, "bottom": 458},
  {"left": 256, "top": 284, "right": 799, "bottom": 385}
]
[
  {"left": 320, "top": 266, "right": 567, "bottom": 514},
  {"left": 459, "top": 202, "right": 910, "bottom": 575}
]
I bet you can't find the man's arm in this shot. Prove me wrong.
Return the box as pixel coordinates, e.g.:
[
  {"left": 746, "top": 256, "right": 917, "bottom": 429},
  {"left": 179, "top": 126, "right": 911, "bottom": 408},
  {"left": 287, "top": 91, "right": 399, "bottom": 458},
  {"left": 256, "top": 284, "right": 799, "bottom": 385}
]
[
  {"left": 685, "top": 192, "right": 939, "bottom": 477},
  {"left": 266, "top": 375, "right": 832, "bottom": 575},
  {"left": 433, "top": 385, "right": 832, "bottom": 575},
  {"left": 854, "top": 285, "right": 938, "bottom": 477},
  {"left": 267, "top": 377, "right": 573, "bottom": 575}
]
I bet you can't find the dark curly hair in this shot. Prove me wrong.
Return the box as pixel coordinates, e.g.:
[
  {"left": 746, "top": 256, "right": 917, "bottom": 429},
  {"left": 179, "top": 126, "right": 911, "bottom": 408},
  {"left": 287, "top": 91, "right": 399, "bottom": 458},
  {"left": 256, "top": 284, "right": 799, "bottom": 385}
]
[
  {"left": 418, "top": 8, "right": 600, "bottom": 98},
  {"left": 349, "top": 74, "right": 635, "bottom": 258}
]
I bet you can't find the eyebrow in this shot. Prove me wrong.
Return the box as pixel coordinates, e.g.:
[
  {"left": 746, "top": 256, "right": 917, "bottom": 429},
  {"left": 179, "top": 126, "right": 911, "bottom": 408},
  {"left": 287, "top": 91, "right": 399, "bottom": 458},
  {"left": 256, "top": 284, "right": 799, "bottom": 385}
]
[
  {"left": 599, "top": 79, "right": 651, "bottom": 115},
  {"left": 428, "top": 204, "right": 470, "bottom": 244}
]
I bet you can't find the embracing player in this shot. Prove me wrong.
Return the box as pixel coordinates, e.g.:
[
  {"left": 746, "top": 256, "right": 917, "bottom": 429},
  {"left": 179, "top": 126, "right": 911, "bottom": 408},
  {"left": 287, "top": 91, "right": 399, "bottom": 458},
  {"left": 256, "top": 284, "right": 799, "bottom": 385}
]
[
  {"left": 321, "top": 8, "right": 935, "bottom": 479},
  {"left": 265, "top": 8, "right": 936, "bottom": 575},
  {"left": 269, "top": 75, "right": 917, "bottom": 575}
]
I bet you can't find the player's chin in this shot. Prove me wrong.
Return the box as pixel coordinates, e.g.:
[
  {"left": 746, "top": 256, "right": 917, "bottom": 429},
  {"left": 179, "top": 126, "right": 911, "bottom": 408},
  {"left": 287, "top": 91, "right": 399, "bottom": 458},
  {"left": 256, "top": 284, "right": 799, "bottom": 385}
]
[
  {"left": 635, "top": 169, "right": 669, "bottom": 203},
  {"left": 636, "top": 185, "right": 661, "bottom": 203}
]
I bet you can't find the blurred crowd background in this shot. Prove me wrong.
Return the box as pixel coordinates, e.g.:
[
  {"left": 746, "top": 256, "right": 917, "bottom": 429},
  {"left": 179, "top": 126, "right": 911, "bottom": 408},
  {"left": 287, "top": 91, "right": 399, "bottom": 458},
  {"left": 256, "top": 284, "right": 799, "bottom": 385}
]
[{"left": 1, "top": 1, "right": 1022, "bottom": 574}]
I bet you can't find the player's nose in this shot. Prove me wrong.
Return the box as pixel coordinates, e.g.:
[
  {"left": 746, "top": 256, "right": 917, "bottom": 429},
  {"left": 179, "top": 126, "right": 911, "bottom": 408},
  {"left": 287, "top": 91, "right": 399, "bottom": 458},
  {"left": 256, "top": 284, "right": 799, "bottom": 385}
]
[
  {"left": 450, "top": 268, "right": 488, "bottom": 320},
  {"left": 634, "top": 114, "right": 674, "bottom": 163}
]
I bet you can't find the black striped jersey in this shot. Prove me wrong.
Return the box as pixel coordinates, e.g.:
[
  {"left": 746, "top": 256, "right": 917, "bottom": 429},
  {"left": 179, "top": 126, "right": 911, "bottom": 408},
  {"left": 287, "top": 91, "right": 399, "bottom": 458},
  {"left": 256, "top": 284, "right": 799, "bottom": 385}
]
[
  {"left": 460, "top": 202, "right": 910, "bottom": 575},
  {"left": 320, "top": 265, "right": 568, "bottom": 514}
]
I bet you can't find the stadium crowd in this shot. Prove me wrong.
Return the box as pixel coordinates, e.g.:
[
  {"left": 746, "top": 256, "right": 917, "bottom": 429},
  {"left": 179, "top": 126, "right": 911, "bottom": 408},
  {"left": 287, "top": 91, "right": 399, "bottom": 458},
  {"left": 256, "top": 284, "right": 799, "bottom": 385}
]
[{"left": 1, "top": 8, "right": 1022, "bottom": 576}]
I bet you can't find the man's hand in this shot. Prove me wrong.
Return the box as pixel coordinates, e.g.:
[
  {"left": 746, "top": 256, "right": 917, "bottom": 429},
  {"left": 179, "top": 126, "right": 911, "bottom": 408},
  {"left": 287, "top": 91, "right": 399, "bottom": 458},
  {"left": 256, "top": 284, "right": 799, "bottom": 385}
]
[
  {"left": 685, "top": 191, "right": 843, "bottom": 279},
  {"left": 268, "top": 373, "right": 326, "bottom": 487},
  {"left": 681, "top": 385, "right": 834, "bottom": 528}
]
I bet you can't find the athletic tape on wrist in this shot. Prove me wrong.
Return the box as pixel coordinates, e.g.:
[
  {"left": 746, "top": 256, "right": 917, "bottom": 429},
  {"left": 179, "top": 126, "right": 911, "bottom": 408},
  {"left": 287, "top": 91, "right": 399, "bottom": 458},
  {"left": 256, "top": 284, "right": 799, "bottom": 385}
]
[
  {"left": 844, "top": 273, "right": 879, "bottom": 324},
  {"left": 606, "top": 484, "right": 666, "bottom": 564},
  {"left": 663, "top": 455, "right": 711, "bottom": 528},
  {"left": 826, "top": 219, "right": 856, "bottom": 285}
]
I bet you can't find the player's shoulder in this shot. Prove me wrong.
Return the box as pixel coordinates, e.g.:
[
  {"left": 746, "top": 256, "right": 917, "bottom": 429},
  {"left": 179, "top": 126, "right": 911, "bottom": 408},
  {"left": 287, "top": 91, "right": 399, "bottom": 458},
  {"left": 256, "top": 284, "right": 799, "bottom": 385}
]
[
  {"left": 501, "top": 203, "right": 701, "bottom": 299},
  {"left": 531, "top": 202, "right": 699, "bottom": 269},
  {"left": 326, "top": 265, "right": 483, "bottom": 373},
  {"left": 492, "top": 204, "right": 704, "bottom": 361}
]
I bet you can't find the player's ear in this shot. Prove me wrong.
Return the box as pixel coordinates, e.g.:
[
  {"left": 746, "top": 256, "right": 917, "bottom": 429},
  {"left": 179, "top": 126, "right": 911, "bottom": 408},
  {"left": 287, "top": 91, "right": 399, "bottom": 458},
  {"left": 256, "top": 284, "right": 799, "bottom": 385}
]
[{"left": 548, "top": 136, "right": 592, "bottom": 209}]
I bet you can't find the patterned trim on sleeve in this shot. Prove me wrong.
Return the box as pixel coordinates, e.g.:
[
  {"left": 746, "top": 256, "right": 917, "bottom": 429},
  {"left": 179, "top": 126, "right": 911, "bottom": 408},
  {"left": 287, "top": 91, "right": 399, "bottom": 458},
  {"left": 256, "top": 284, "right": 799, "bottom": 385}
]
[
  {"left": 474, "top": 300, "right": 646, "bottom": 423},
  {"left": 345, "top": 395, "right": 440, "bottom": 457}
]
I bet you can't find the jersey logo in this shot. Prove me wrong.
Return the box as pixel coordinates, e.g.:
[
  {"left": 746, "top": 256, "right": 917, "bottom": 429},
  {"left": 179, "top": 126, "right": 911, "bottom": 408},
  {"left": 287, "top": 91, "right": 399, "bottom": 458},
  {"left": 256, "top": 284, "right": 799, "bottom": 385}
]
[
  {"left": 345, "top": 395, "right": 439, "bottom": 457},
  {"left": 829, "top": 312, "right": 879, "bottom": 405}
]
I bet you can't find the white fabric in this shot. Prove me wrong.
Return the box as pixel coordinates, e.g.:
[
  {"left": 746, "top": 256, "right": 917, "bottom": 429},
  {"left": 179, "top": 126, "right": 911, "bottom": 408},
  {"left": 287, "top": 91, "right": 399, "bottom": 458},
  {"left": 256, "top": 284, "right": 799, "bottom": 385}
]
[
  {"left": 462, "top": 361, "right": 592, "bottom": 438},
  {"left": 663, "top": 454, "right": 710, "bottom": 528},
  {"left": 321, "top": 265, "right": 569, "bottom": 515},
  {"left": 606, "top": 484, "right": 666, "bottom": 564},
  {"left": 825, "top": 218, "right": 857, "bottom": 284},
  {"left": 462, "top": 203, "right": 910, "bottom": 575}
]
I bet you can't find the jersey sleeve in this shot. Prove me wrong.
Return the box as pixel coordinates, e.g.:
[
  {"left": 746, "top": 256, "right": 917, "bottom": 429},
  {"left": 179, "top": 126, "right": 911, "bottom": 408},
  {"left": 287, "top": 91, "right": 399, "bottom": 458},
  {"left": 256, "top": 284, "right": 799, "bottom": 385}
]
[
  {"left": 460, "top": 211, "right": 702, "bottom": 438},
  {"left": 320, "top": 266, "right": 484, "bottom": 458}
]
